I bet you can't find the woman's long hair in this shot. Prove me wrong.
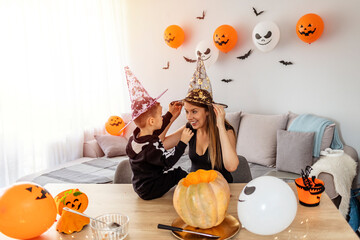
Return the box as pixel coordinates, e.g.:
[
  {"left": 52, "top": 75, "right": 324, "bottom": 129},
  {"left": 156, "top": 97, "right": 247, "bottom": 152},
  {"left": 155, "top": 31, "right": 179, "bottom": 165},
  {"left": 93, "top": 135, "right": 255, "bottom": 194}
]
[{"left": 185, "top": 100, "right": 233, "bottom": 169}]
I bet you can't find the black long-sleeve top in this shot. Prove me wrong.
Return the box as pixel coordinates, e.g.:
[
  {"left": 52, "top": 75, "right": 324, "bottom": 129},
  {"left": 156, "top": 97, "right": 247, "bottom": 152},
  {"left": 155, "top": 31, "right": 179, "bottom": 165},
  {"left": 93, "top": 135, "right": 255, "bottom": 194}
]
[{"left": 126, "top": 112, "right": 187, "bottom": 197}]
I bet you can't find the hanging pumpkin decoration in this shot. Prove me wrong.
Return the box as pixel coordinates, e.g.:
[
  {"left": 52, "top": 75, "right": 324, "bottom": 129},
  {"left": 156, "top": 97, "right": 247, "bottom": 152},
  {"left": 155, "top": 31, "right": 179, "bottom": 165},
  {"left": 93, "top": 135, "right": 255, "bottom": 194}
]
[
  {"left": 56, "top": 210, "right": 90, "bottom": 234},
  {"left": 54, "top": 188, "right": 89, "bottom": 216},
  {"left": 213, "top": 25, "right": 238, "bottom": 53},
  {"left": 296, "top": 13, "right": 324, "bottom": 44},
  {"left": 0, "top": 182, "right": 57, "bottom": 239},
  {"left": 164, "top": 25, "right": 185, "bottom": 49},
  {"left": 173, "top": 169, "right": 230, "bottom": 229},
  {"left": 105, "top": 115, "right": 125, "bottom": 136}
]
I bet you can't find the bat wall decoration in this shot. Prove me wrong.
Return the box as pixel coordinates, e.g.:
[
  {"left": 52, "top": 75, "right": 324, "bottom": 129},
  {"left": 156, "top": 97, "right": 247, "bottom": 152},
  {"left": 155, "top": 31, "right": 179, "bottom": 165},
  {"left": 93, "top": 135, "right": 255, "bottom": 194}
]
[
  {"left": 196, "top": 11, "right": 206, "bottom": 20},
  {"left": 221, "top": 79, "right": 233, "bottom": 83},
  {"left": 237, "top": 49, "right": 253, "bottom": 60},
  {"left": 252, "top": 7, "right": 264, "bottom": 16},
  {"left": 183, "top": 56, "right": 197, "bottom": 63},
  {"left": 279, "top": 60, "right": 293, "bottom": 66},
  {"left": 162, "top": 61, "right": 170, "bottom": 69}
]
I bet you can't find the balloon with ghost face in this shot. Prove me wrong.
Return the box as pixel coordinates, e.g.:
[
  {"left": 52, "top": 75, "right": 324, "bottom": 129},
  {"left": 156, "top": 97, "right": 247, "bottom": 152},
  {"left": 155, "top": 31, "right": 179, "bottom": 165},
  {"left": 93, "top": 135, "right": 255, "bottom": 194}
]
[
  {"left": 252, "top": 21, "right": 280, "bottom": 52},
  {"left": 237, "top": 176, "right": 297, "bottom": 235},
  {"left": 195, "top": 40, "right": 219, "bottom": 68}
]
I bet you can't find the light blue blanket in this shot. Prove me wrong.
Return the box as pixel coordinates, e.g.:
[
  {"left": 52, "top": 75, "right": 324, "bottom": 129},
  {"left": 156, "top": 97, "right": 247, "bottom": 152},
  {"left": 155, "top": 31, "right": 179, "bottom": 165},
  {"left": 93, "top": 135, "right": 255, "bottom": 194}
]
[{"left": 288, "top": 114, "right": 343, "bottom": 157}]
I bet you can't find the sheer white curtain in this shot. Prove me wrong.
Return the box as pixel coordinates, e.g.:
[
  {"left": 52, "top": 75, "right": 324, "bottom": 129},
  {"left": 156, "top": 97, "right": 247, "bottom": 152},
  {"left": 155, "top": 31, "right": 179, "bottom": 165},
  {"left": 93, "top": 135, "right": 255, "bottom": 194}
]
[{"left": 0, "top": 0, "right": 130, "bottom": 187}]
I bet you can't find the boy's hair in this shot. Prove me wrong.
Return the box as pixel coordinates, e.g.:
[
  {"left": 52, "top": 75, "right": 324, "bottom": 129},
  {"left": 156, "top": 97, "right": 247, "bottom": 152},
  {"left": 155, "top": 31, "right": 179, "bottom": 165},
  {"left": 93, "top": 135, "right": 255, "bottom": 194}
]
[{"left": 134, "top": 102, "right": 160, "bottom": 128}]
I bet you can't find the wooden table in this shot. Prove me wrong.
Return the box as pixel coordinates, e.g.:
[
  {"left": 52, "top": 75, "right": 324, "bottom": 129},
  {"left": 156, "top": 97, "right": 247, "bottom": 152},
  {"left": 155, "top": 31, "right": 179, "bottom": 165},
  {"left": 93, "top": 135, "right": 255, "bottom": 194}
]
[{"left": 0, "top": 183, "right": 357, "bottom": 239}]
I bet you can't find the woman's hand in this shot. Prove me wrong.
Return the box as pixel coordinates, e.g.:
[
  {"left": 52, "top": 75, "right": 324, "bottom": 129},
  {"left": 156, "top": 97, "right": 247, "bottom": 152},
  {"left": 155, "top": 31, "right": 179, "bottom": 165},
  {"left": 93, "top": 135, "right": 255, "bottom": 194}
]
[
  {"left": 169, "top": 101, "right": 183, "bottom": 122},
  {"left": 180, "top": 127, "right": 194, "bottom": 144},
  {"left": 212, "top": 104, "right": 226, "bottom": 129}
]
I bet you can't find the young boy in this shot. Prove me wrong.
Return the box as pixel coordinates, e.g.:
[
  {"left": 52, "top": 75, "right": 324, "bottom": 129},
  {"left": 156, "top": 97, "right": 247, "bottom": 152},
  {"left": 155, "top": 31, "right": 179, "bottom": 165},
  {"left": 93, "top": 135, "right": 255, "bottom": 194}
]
[{"left": 126, "top": 101, "right": 193, "bottom": 200}]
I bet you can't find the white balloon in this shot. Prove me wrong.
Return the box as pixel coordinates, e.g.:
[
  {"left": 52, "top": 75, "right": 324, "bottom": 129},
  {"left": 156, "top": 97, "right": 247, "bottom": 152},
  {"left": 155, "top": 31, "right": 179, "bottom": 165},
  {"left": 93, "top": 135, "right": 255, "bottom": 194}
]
[
  {"left": 252, "top": 21, "right": 280, "bottom": 52},
  {"left": 237, "top": 176, "right": 297, "bottom": 235},
  {"left": 195, "top": 40, "right": 219, "bottom": 68}
]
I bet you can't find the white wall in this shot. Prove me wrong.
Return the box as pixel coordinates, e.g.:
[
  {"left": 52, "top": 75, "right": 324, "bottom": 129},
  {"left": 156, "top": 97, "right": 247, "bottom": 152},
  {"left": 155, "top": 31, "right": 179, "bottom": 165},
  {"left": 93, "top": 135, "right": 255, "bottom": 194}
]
[{"left": 122, "top": 0, "right": 360, "bottom": 155}]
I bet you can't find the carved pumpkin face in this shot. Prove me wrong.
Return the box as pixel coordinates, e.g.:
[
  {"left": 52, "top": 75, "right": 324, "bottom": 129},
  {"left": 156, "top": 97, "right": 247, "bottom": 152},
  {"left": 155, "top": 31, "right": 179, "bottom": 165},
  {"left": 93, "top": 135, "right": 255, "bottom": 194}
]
[
  {"left": 164, "top": 25, "right": 185, "bottom": 49},
  {"left": 296, "top": 13, "right": 324, "bottom": 44},
  {"left": 105, "top": 115, "right": 125, "bottom": 136},
  {"left": 213, "top": 25, "right": 238, "bottom": 53},
  {"left": 0, "top": 183, "right": 57, "bottom": 239},
  {"left": 54, "top": 189, "right": 89, "bottom": 216}
]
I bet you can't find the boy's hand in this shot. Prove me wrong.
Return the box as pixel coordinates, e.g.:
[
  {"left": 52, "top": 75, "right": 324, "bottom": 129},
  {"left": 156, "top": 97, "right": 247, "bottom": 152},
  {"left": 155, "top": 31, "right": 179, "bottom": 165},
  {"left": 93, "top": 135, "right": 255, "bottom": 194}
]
[
  {"left": 169, "top": 101, "right": 183, "bottom": 121},
  {"left": 180, "top": 127, "right": 194, "bottom": 144}
]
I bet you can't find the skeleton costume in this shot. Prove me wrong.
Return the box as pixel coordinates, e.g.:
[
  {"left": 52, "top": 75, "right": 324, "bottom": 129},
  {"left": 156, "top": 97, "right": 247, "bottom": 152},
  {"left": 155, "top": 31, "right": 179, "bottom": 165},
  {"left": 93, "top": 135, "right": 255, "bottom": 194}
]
[
  {"left": 122, "top": 66, "right": 187, "bottom": 200},
  {"left": 126, "top": 112, "right": 187, "bottom": 200}
]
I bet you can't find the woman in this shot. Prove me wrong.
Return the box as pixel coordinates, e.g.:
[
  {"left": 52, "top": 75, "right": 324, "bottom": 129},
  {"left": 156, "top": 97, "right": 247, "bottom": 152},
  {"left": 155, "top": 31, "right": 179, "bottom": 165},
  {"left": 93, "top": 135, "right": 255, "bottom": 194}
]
[{"left": 163, "top": 58, "right": 251, "bottom": 183}]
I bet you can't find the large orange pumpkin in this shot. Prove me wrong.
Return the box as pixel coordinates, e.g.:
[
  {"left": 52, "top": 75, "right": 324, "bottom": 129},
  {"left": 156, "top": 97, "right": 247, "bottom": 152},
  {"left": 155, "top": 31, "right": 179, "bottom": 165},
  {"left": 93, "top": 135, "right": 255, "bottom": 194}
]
[
  {"left": 105, "top": 116, "right": 125, "bottom": 136},
  {"left": 54, "top": 189, "right": 89, "bottom": 216},
  {"left": 296, "top": 13, "right": 324, "bottom": 44},
  {"left": 164, "top": 25, "right": 185, "bottom": 49},
  {"left": 0, "top": 182, "right": 57, "bottom": 239},
  {"left": 213, "top": 25, "right": 238, "bottom": 53},
  {"left": 173, "top": 169, "right": 230, "bottom": 229}
]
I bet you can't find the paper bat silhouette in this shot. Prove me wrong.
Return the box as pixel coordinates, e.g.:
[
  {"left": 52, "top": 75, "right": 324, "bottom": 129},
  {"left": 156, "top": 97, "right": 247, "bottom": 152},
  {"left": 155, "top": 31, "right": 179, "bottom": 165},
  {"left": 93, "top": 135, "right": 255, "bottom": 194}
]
[
  {"left": 183, "top": 56, "right": 197, "bottom": 63},
  {"left": 162, "top": 61, "right": 170, "bottom": 69},
  {"left": 221, "top": 79, "right": 233, "bottom": 83},
  {"left": 237, "top": 49, "right": 252, "bottom": 60},
  {"left": 252, "top": 7, "right": 264, "bottom": 16},
  {"left": 279, "top": 60, "right": 293, "bottom": 66},
  {"left": 196, "top": 11, "right": 206, "bottom": 20}
]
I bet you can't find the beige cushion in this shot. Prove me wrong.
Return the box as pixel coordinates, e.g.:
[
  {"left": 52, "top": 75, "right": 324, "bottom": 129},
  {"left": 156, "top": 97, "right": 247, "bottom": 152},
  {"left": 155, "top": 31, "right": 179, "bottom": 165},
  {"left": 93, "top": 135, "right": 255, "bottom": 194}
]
[
  {"left": 83, "top": 139, "right": 105, "bottom": 158},
  {"left": 276, "top": 130, "right": 315, "bottom": 174},
  {"left": 236, "top": 112, "right": 288, "bottom": 166},
  {"left": 95, "top": 135, "right": 128, "bottom": 157},
  {"left": 226, "top": 112, "right": 241, "bottom": 136}
]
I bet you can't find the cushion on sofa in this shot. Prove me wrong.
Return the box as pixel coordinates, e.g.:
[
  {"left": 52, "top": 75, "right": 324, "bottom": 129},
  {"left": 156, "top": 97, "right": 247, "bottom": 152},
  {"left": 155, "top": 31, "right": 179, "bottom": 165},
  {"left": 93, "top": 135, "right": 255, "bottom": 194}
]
[
  {"left": 95, "top": 135, "right": 128, "bottom": 157},
  {"left": 286, "top": 111, "right": 335, "bottom": 151},
  {"left": 236, "top": 112, "right": 288, "bottom": 167},
  {"left": 83, "top": 139, "right": 105, "bottom": 158},
  {"left": 276, "top": 130, "right": 315, "bottom": 174},
  {"left": 225, "top": 112, "right": 241, "bottom": 136}
]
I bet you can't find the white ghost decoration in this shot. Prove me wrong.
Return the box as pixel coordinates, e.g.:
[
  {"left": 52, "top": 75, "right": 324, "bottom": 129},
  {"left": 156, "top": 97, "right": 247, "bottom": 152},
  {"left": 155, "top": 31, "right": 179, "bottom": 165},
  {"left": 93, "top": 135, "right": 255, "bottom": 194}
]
[
  {"left": 252, "top": 21, "right": 280, "bottom": 52},
  {"left": 237, "top": 176, "right": 297, "bottom": 235},
  {"left": 195, "top": 40, "right": 219, "bottom": 68}
]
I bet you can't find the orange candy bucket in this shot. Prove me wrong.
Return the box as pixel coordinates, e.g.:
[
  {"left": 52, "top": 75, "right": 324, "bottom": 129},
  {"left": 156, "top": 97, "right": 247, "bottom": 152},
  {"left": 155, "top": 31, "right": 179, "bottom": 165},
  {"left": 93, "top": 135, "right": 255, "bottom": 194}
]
[{"left": 295, "top": 177, "right": 325, "bottom": 207}]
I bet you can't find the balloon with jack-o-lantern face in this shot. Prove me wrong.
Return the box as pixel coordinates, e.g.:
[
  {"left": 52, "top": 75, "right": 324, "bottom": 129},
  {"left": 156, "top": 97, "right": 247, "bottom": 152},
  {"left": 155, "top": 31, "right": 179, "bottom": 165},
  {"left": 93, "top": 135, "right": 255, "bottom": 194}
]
[
  {"left": 105, "top": 115, "right": 125, "bottom": 136},
  {"left": 0, "top": 182, "right": 57, "bottom": 239},
  {"left": 164, "top": 25, "right": 185, "bottom": 49},
  {"left": 213, "top": 25, "right": 238, "bottom": 53},
  {"left": 296, "top": 13, "right": 324, "bottom": 44},
  {"left": 252, "top": 21, "right": 280, "bottom": 52}
]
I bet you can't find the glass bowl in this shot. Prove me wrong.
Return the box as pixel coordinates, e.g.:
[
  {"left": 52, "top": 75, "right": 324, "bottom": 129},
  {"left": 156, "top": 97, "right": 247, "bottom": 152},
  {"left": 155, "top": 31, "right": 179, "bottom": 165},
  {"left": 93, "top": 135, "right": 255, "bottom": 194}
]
[{"left": 90, "top": 213, "right": 129, "bottom": 240}]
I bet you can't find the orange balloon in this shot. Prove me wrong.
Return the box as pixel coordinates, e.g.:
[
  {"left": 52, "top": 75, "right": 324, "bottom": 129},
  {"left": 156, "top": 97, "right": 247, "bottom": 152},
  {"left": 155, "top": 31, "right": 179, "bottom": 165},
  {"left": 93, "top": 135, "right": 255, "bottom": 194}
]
[
  {"left": 213, "top": 25, "right": 238, "bottom": 53},
  {"left": 105, "top": 115, "right": 125, "bottom": 136},
  {"left": 0, "top": 182, "right": 57, "bottom": 239},
  {"left": 296, "top": 13, "right": 324, "bottom": 44},
  {"left": 164, "top": 25, "right": 185, "bottom": 49}
]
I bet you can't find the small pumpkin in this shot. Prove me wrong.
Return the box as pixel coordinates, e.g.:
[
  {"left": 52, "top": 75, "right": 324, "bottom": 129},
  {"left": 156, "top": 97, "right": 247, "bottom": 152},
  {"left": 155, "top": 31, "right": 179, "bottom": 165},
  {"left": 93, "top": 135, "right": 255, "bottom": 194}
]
[
  {"left": 54, "top": 189, "right": 89, "bottom": 216},
  {"left": 173, "top": 169, "right": 230, "bottom": 229},
  {"left": 213, "top": 25, "right": 238, "bottom": 53},
  {"left": 105, "top": 116, "right": 125, "bottom": 136},
  {"left": 56, "top": 210, "right": 90, "bottom": 234}
]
